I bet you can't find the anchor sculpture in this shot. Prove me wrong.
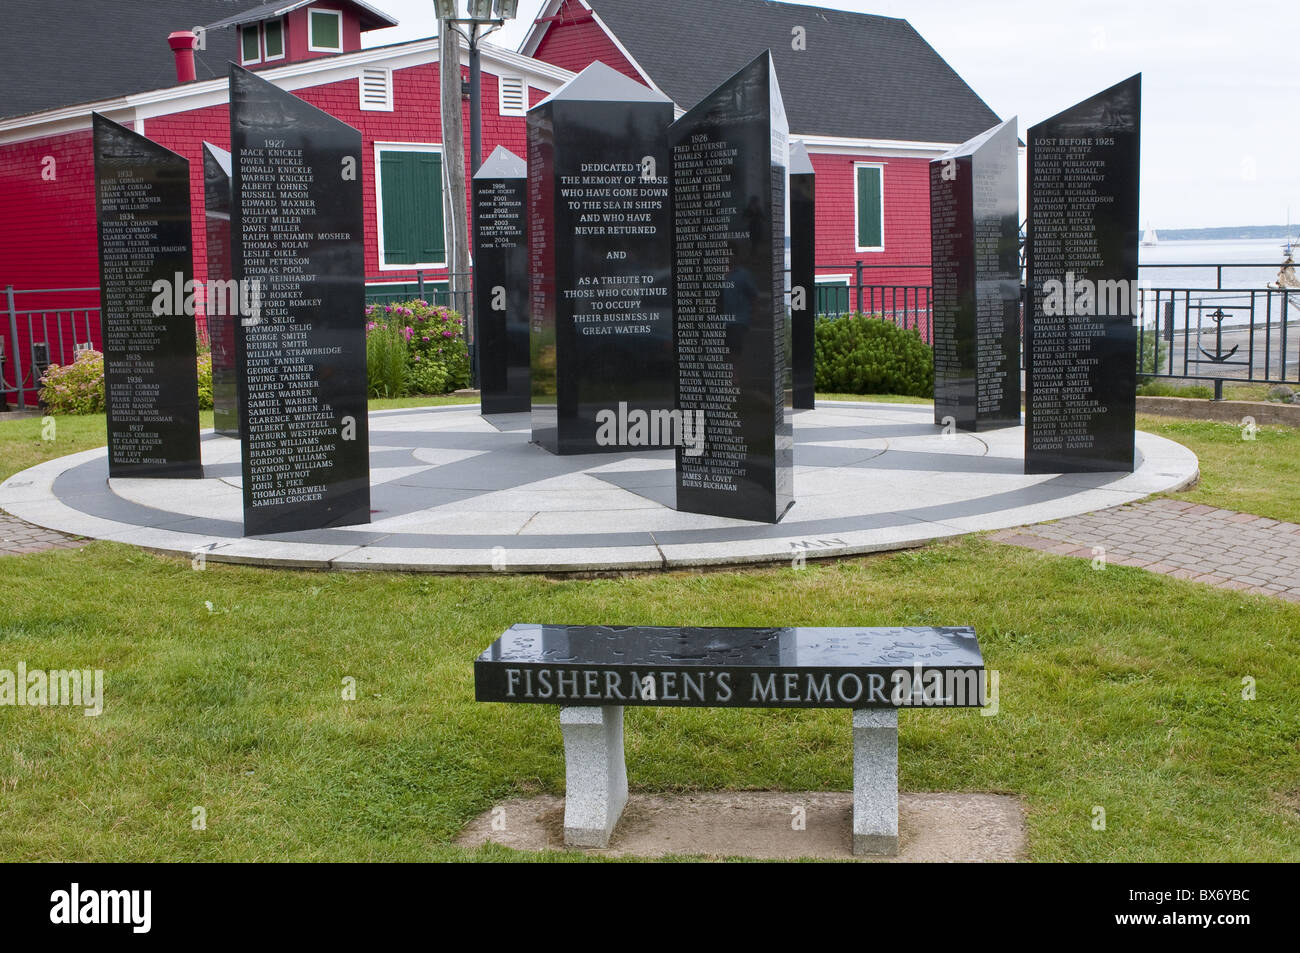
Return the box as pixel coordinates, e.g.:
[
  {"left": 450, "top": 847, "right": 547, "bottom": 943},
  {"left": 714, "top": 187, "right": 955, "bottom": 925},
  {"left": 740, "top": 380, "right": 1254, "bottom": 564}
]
[{"left": 1197, "top": 308, "right": 1239, "bottom": 363}]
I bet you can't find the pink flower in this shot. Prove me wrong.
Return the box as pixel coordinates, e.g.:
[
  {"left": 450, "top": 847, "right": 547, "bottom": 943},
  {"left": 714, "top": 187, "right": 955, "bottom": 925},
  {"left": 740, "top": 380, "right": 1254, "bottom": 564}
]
[{"left": 441, "top": 329, "right": 454, "bottom": 338}]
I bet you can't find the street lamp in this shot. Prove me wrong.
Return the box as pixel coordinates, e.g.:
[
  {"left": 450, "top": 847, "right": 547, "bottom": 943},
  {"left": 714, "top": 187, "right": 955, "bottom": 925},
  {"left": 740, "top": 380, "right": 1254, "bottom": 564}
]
[{"left": 434, "top": 0, "right": 519, "bottom": 175}]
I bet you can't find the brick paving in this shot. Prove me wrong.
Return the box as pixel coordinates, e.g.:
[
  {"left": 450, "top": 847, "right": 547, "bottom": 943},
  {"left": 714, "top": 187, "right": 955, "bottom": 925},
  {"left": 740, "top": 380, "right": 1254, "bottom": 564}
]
[
  {"left": 0, "top": 512, "right": 87, "bottom": 556},
  {"left": 989, "top": 499, "right": 1300, "bottom": 602}
]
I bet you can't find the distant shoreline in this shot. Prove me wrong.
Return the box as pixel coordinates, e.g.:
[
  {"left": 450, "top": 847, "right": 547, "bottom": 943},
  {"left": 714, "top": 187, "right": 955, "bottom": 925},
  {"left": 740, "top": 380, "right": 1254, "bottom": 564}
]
[{"left": 1152, "top": 226, "right": 1296, "bottom": 241}]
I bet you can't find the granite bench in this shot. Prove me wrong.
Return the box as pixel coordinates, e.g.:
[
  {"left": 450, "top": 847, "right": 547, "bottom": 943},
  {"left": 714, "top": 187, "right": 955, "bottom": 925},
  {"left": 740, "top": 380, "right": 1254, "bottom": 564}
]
[{"left": 474, "top": 624, "right": 985, "bottom": 855}]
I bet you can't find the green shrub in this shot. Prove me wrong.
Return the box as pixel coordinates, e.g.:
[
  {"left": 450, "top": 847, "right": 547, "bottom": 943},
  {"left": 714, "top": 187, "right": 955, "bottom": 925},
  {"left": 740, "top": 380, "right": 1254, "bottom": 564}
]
[
  {"left": 39, "top": 349, "right": 106, "bottom": 414},
  {"left": 40, "top": 350, "right": 216, "bottom": 415},
  {"left": 365, "top": 321, "right": 409, "bottom": 398},
  {"left": 1137, "top": 323, "right": 1167, "bottom": 375},
  {"left": 407, "top": 360, "right": 448, "bottom": 396},
  {"left": 365, "top": 299, "right": 469, "bottom": 395},
  {"left": 196, "top": 352, "right": 213, "bottom": 410},
  {"left": 813, "top": 313, "right": 933, "bottom": 397}
]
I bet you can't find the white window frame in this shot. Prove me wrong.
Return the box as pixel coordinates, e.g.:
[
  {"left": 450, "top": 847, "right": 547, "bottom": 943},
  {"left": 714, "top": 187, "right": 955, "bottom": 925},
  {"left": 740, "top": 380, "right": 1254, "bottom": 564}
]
[
  {"left": 239, "top": 24, "right": 262, "bottom": 66},
  {"left": 498, "top": 76, "right": 527, "bottom": 117},
  {"left": 373, "top": 141, "right": 448, "bottom": 272},
  {"left": 262, "top": 17, "right": 286, "bottom": 62},
  {"left": 853, "top": 161, "right": 886, "bottom": 253},
  {"left": 359, "top": 66, "right": 393, "bottom": 111},
  {"left": 814, "top": 274, "right": 852, "bottom": 314},
  {"left": 307, "top": 8, "right": 344, "bottom": 53}
]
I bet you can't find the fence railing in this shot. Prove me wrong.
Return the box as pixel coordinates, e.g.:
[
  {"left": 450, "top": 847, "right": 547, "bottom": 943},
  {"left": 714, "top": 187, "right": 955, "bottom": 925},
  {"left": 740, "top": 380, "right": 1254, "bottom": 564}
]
[
  {"left": 1, "top": 285, "right": 102, "bottom": 411},
  {"left": 9, "top": 262, "right": 1292, "bottom": 410},
  {"left": 364, "top": 270, "right": 472, "bottom": 317}
]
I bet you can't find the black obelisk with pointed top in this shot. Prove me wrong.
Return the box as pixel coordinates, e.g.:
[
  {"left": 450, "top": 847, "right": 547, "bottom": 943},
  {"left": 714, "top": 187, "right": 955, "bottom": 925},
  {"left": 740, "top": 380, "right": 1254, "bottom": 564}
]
[
  {"left": 526, "top": 61, "right": 675, "bottom": 454},
  {"left": 203, "top": 141, "right": 240, "bottom": 439},
  {"left": 670, "top": 51, "right": 794, "bottom": 523},
  {"left": 1025, "top": 75, "right": 1140, "bottom": 473},
  {"left": 92, "top": 113, "right": 203, "bottom": 479},
  {"left": 789, "top": 140, "right": 816, "bottom": 409},
  {"left": 229, "top": 64, "right": 369, "bottom": 535},
  {"left": 929, "top": 117, "right": 1021, "bottom": 432},
  {"left": 474, "top": 145, "right": 530, "bottom": 414}
]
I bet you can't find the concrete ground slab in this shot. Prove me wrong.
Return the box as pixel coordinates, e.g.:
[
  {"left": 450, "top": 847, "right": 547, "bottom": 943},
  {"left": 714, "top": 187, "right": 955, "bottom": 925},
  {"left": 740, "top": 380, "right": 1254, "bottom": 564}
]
[
  {"left": 0, "top": 402, "right": 1198, "bottom": 572},
  {"left": 456, "top": 791, "right": 1027, "bottom": 862}
]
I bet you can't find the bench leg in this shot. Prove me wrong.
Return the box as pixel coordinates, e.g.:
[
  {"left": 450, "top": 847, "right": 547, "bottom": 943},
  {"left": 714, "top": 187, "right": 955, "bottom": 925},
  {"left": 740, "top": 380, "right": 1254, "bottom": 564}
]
[
  {"left": 560, "top": 706, "right": 627, "bottom": 848},
  {"left": 852, "top": 709, "right": 899, "bottom": 856}
]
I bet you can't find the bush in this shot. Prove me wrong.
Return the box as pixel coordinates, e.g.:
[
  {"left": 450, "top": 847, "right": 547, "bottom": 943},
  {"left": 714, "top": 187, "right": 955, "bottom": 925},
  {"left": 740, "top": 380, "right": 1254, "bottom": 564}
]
[
  {"left": 365, "top": 321, "right": 408, "bottom": 398},
  {"left": 40, "top": 349, "right": 217, "bottom": 415},
  {"left": 196, "top": 352, "right": 213, "bottom": 410},
  {"left": 39, "top": 349, "right": 106, "bottom": 414},
  {"left": 813, "top": 313, "right": 933, "bottom": 397},
  {"left": 365, "top": 299, "right": 470, "bottom": 396},
  {"left": 1137, "top": 323, "right": 1167, "bottom": 375}
]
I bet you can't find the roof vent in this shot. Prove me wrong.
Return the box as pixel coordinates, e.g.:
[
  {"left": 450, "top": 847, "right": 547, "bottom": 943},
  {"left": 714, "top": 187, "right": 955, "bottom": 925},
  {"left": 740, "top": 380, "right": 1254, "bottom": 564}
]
[
  {"left": 498, "top": 76, "right": 527, "bottom": 116},
  {"left": 360, "top": 66, "right": 393, "bottom": 111}
]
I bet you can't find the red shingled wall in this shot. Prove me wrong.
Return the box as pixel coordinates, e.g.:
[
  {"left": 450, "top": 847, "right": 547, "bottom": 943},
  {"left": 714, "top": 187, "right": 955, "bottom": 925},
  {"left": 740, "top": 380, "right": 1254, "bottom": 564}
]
[
  {"left": 531, "top": 0, "right": 642, "bottom": 81},
  {"left": 0, "top": 130, "right": 100, "bottom": 403},
  {"left": 810, "top": 151, "right": 933, "bottom": 290}
]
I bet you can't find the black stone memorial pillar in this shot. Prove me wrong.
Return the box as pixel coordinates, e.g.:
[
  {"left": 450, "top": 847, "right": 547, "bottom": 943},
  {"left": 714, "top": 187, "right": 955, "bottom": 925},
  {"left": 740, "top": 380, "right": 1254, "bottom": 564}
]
[
  {"left": 1026, "top": 75, "right": 1140, "bottom": 473},
  {"left": 229, "top": 65, "right": 369, "bottom": 534},
  {"left": 203, "top": 141, "right": 240, "bottom": 439},
  {"left": 929, "top": 117, "right": 1021, "bottom": 432},
  {"left": 473, "top": 145, "right": 530, "bottom": 414},
  {"left": 789, "top": 140, "right": 816, "bottom": 410},
  {"left": 670, "top": 52, "right": 794, "bottom": 524},
  {"left": 92, "top": 113, "right": 203, "bottom": 479},
  {"left": 526, "top": 61, "right": 675, "bottom": 455}
]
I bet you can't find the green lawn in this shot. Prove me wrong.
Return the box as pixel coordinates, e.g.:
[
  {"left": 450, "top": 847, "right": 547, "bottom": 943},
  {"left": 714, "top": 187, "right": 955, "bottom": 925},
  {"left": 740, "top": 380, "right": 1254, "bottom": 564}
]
[
  {"left": 1, "top": 395, "right": 1297, "bottom": 861},
  {"left": 0, "top": 537, "right": 1296, "bottom": 861}
]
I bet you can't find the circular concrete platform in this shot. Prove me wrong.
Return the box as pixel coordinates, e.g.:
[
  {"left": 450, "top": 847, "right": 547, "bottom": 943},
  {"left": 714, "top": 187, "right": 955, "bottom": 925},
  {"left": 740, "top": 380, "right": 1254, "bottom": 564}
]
[{"left": 0, "top": 401, "right": 1199, "bottom": 572}]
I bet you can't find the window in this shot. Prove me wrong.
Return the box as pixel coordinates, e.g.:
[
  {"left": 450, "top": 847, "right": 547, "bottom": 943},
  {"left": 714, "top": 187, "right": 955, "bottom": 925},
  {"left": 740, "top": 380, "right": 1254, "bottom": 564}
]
[
  {"left": 360, "top": 67, "right": 393, "bottom": 111},
  {"left": 240, "top": 25, "right": 261, "bottom": 64},
  {"left": 815, "top": 276, "right": 852, "bottom": 316},
  {"left": 498, "top": 76, "right": 527, "bottom": 117},
  {"left": 854, "top": 164, "right": 884, "bottom": 251},
  {"left": 375, "top": 145, "right": 446, "bottom": 268},
  {"left": 309, "top": 9, "right": 343, "bottom": 52},
  {"left": 263, "top": 18, "right": 285, "bottom": 60}
]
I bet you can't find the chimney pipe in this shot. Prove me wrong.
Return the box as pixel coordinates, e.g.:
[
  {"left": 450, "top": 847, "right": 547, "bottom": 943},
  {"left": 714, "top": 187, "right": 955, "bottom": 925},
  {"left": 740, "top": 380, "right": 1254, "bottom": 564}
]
[{"left": 168, "top": 31, "right": 198, "bottom": 83}]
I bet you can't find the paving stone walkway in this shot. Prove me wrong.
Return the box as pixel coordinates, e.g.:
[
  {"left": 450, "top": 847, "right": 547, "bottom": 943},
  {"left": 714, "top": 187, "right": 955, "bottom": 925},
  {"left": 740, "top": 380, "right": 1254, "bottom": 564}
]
[
  {"left": 989, "top": 498, "right": 1300, "bottom": 602},
  {"left": 0, "top": 512, "right": 86, "bottom": 556}
]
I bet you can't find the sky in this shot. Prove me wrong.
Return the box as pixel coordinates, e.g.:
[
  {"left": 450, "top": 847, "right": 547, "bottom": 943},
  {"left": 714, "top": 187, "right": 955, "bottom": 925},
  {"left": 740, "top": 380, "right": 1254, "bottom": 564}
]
[{"left": 360, "top": 0, "right": 1299, "bottom": 230}]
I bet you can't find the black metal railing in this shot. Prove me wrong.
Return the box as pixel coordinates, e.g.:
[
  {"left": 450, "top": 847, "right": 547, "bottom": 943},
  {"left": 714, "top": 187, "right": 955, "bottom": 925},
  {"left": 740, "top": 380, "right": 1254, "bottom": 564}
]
[
  {"left": 363, "top": 270, "right": 472, "bottom": 316},
  {"left": 796, "top": 263, "right": 935, "bottom": 344},
  {"left": 1, "top": 285, "right": 102, "bottom": 411}
]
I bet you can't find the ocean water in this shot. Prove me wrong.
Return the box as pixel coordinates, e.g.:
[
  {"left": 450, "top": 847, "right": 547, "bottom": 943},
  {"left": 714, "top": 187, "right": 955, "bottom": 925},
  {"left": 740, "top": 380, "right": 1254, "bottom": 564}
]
[{"left": 1138, "top": 238, "right": 1295, "bottom": 291}]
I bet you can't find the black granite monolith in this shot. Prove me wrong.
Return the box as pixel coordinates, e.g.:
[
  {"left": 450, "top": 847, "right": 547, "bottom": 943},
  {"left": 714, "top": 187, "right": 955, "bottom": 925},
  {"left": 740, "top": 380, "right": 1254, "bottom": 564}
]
[
  {"left": 229, "top": 65, "right": 369, "bottom": 534},
  {"left": 93, "top": 113, "right": 202, "bottom": 479},
  {"left": 474, "top": 145, "right": 530, "bottom": 414},
  {"left": 670, "top": 51, "right": 793, "bottom": 523},
  {"left": 203, "top": 141, "right": 240, "bottom": 438},
  {"left": 527, "top": 61, "right": 675, "bottom": 454},
  {"left": 930, "top": 117, "right": 1021, "bottom": 432},
  {"left": 789, "top": 140, "right": 816, "bottom": 409},
  {"left": 1025, "top": 75, "right": 1140, "bottom": 473}
]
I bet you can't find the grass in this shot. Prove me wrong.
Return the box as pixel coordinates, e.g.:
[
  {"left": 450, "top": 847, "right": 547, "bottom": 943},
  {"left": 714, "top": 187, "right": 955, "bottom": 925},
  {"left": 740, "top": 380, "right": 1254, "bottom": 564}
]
[
  {"left": 0, "top": 396, "right": 476, "bottom": 485},
  {"left": 1136, "top": 414, "right": 1300, "bottom": 524},
  {"left": 0, "top": 537, "right": 1296, "bottom": 861},
  {"left": 1137, "top": 380, "right": 1279, "bottom": 401},
  {"left": 1, "top": 393, "right": 1297, "bottom": 861}
]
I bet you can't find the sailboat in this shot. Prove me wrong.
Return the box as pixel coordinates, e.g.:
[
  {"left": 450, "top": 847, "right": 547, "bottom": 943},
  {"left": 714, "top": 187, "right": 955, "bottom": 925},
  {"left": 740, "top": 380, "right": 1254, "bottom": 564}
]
[{"left": 1142, "top": 222, "right": 1158, "bottom": 246}]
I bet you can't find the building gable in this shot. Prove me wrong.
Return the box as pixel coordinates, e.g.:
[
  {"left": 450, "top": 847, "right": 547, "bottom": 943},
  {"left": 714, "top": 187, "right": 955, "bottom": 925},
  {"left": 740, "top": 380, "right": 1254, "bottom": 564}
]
[{"left": 529, "top": 0, "right": 1001, "bottom": 143}]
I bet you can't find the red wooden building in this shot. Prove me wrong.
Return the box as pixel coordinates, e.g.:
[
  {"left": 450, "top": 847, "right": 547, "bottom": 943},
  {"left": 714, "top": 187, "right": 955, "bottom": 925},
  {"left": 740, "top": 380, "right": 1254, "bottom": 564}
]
[
  {"left": 0, "top": 0, "right": 1004, "bottom": 406},
  {"left": 524, "top": 0, "right": 1006, "bottom": 312}
]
